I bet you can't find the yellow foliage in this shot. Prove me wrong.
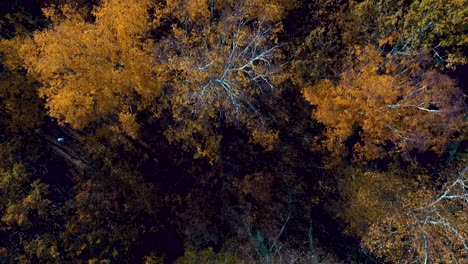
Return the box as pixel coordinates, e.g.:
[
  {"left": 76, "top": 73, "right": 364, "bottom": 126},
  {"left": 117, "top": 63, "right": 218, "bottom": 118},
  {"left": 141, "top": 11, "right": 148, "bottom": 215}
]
[
  {"left": 339, "top": 0, "right": 407, "bottom": 46},
  {"left": 0, "top": 34, "right": 42, "bottom": 133},
  {"left": 88, "top": 259, "right": 110, "bottom": 264},
  {"left": 2, "top": 180, "right": 50, "bottom": 227},
  {"left": 144, "top": 251, "right": 165, "bottom": 264},
  {"left": 118, "top": 112, "right": 139, "bottom": 139},
  {"left": 175, "top": 247, "right": 244, "bottom": 264},
  {"left": 250, "top": 129, "right": 279, "bottom": 151},
  {"left": 0, "top": 36, "right": 26, "bottom": 70},
  {"left": 340, "top": 170, "right": 414, "bottom": 237}
]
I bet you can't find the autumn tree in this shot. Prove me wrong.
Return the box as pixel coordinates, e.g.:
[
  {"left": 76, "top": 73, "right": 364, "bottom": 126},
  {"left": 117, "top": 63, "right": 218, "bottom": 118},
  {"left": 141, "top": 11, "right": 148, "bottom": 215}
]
[
  {"left": 20, "top": 0, "right": 161, "bottom": 134},
  {"left": 152, "top": 0, "right": 295, "bottom": 159},
  {"left": 0, "top": 163, "right": 60, "bottom": 263},
  {"left": 338, "top": 0, "right": 410, "bottom": 47},
  {"left": 303, "top": 45, "right": 465, "bottom": 164},
  {"left": 339, "top": 0, "right": 467, "bottom": 68},
  {"left": 0, "top": 32, "right": 42, "bottom": 136},
  {"left": 7, "top": 1, "right": 468, "bottom": 263},
  {"left": 19, "top": 0, "right": 294, "bottom": 160},
  {"left": 2, "top": 17, "right": 163, "bottom": 259},
  {"left": 0, "top": 138, "right": 162, "bottom": 263},
  {"left": 174, "top": 247, "right": 243, "bottom": 264},
  {"left": 340, "top": 163, "right": 468, "bottom": 263},
  {"left": 0, "top": 165, "right": 50, "bottom": 229},
  {"left": 282, "top": 0, "right": 345, "bottom": 94},
  {"left": 402, "top": 0, "right": 468, "bottom": 67},
  {"left": 0, "top": 11, "right": 57, "bottom": 263}
]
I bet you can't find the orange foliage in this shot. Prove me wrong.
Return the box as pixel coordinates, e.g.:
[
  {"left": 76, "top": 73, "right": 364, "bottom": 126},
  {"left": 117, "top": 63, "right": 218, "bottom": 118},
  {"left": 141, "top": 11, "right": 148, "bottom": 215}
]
[
  {"left": 153, "top": 0, "right": 292, "bottom": 158},
  {"left": 20, "top": 0, "right": 161, "bottom": 129},
  {"left": 18, "top": 0, "right": 293, "bottom": 159},
  {"left": 341, "top": 165, "right": 468, "bottom": 263},
  {"left": 303, "top": 45, "right": 465, "bottom": 163},
  {"left": 0, "top": 35, "right": 42, "bottom": 133},
  {"left": 338, "top": 164, "right": 468, "bottom": 263}
]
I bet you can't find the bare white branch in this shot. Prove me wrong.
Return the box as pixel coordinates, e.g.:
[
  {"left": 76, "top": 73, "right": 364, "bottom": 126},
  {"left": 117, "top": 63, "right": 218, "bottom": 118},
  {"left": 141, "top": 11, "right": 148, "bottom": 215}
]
[
  {"left": 411, "top": 166, "right": 468, "bottom": 259},
  {"left": 189, "top": 18, "right": 282, "bottom": 120},
  {"left": 386, "top": 124, "right": 416, "bottom": 142}
]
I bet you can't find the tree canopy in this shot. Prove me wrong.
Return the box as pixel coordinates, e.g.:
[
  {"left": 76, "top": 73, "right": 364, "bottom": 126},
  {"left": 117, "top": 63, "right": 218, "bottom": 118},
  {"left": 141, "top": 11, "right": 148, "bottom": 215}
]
[{"left": 0, "top": 0, "right": 466, "bottom": 263}]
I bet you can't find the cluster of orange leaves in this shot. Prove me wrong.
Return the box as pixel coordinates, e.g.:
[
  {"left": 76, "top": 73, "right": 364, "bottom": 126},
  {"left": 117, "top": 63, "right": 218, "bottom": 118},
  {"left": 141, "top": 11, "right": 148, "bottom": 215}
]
[{"left": 303, "top": 45, "right": 465, "bottom": 164}]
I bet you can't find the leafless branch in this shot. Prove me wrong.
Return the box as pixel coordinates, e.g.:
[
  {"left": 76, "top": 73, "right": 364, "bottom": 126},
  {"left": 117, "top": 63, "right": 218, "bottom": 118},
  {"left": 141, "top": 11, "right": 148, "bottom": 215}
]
[
  {"left": 190, "top": 17, "right": 282, "bottom": 120},
  {"left": 411, "top": 166, "right": 468, "bottom": 259}
]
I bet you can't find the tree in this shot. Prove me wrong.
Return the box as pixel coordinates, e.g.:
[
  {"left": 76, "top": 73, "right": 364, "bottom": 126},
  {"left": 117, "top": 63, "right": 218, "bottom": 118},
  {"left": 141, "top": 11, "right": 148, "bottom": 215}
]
[
  {"left": 7, "top": 1, "right": 468, "bottom": 262},
  {"left": 174, "top": 247, "right": 243, "bottom": 264},
  {"left": 338, "top": 0, "right": 467, "bottom": 68},
  {"left": 403, "top": 0, "right": 468, "bottom": 67},
  {"left": 0, "top": 33, "right": 42, "bottom": 135},
  {"left": 20, "top": 0, "right": 161, "bottom": 131},
  {"left": 153, "top": 0, "right": 293, "bottom": 159},
  {"left": 0, "top": 164, "right": 57, "bottom": 263},
  {"left": 166, "top": 16, "right": 283, "bottom": 121},
  {"left": 338, "top": 0, "right": 410, "bottom": 47},
  {"left": 20, "top": 0, "right": 292, "bottom": 158},
  {"left": 303, "top": 45, "right": 465, "bottom": 163},
  {"left": 340, "top": 164, "right": 468, "bottom": 263}
]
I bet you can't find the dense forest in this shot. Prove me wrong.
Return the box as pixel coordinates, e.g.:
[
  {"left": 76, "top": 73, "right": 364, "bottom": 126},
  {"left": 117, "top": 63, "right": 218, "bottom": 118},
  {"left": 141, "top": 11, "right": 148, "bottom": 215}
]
[{"left": 0, "top": 0, "right": 467, "bottom": 263}]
